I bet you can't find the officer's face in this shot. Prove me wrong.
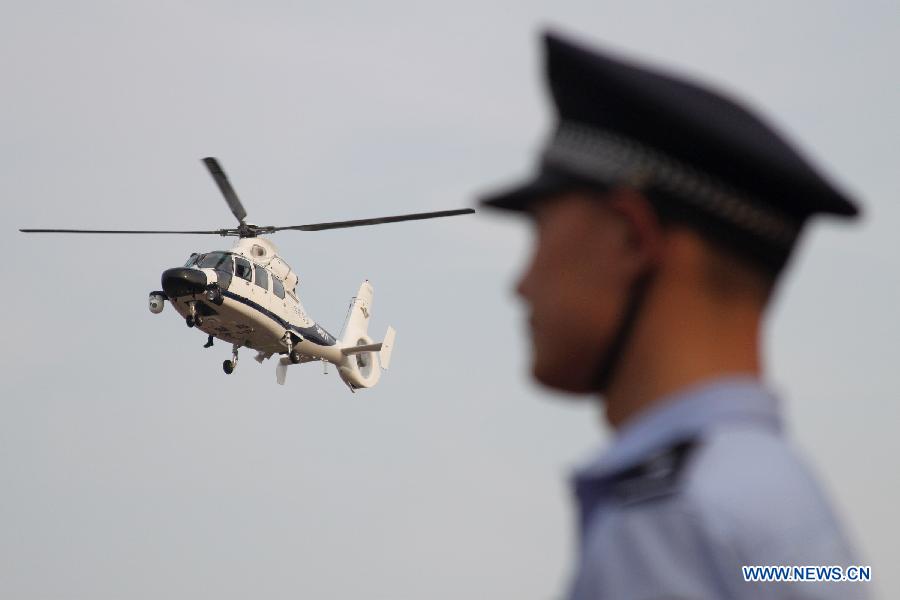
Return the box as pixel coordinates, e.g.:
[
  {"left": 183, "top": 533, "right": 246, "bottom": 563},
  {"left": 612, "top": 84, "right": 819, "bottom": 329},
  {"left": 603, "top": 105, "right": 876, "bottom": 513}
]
[{"left": 516, "top": 190, "right": 644, "bottom": 393}]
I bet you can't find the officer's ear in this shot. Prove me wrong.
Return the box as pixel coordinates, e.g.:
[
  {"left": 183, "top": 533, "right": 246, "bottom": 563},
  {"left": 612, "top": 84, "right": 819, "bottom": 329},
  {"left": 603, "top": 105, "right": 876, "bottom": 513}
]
[{"left": 604, "top": 186, "right": 665, "bottom": 273}]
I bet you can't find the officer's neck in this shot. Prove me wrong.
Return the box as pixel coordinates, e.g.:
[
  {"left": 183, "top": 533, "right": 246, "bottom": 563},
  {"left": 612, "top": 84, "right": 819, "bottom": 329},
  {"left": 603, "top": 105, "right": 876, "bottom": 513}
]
[{"left": 602, "top": 278, "right": 764, "bottom": 430}]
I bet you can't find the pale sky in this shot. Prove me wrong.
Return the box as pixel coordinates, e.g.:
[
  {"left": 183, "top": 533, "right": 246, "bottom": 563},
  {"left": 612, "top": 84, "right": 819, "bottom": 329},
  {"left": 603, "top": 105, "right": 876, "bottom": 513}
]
[{"left": 2, "top": 1, "right": 898, "bottom": 598}]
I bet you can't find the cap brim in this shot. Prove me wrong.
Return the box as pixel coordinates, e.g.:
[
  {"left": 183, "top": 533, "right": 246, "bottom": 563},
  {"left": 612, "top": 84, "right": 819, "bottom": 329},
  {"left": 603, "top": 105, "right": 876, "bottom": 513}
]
[{"left": 479, "top": 169, "right": 600, "bottom": 212}]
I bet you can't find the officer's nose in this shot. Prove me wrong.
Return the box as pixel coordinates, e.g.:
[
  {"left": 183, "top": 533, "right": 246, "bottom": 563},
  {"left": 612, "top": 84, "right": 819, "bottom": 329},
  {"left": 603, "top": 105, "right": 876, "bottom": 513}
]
[
  {"left": 161, "top": 267, "right": 208, "bottom": 298},
  {"left": 515, "top": 259, "right": 536, "bottom": 302}
]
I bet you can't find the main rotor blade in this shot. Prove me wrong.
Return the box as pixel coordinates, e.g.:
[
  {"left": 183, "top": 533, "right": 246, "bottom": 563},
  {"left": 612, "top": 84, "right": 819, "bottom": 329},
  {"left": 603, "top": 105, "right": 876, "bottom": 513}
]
[
  {"left": 203, "top": 157, "right": 247, "bottom": 224},
  {"left": 268, "top": 208, "right": 476, "bottom": 232},
  {"left": 19, "top": 228, "right": 226, "bottom": 235}
]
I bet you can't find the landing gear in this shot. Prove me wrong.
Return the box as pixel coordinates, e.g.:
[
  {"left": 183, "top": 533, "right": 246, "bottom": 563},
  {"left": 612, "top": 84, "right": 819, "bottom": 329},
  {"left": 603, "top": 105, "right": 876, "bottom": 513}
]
[
  {"left": 223, "top": 344, "right": 239, "bottom": 375},
  {"left": 204, "top": 335, "right": 214, "bottom": 348},
  {"left": 186, "top": 301, "right": 198, "bottom": 328},
  {"left": 283, "top": 331, "right": 302, "bottom": 364}
]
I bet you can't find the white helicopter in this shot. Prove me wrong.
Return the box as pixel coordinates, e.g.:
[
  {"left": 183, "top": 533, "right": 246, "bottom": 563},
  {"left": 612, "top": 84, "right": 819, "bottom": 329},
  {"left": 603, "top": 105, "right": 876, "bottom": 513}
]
[{"left": 20, "top": 157, "right": 474, "bottom": 390}]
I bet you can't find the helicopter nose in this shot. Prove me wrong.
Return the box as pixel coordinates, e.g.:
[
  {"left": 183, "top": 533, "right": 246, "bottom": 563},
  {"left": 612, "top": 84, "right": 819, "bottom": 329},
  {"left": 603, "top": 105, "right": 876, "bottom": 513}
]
[{"left": 161, "top": 268, "right": 209, "bottom": 298}]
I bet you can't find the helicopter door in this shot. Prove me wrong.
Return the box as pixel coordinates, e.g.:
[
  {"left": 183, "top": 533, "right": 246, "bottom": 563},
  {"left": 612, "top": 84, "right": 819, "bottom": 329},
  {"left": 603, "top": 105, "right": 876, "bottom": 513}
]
[
  {"left": 232, "top": 256, "right": 253, "bottom": 301},
  {"left": 251, "top": 264, "right": 271, "bottom": 312}
]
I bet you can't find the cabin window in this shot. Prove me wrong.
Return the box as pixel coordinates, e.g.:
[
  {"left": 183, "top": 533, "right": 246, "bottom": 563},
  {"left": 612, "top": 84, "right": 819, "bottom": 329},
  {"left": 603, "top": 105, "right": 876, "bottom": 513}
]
[
  {"left": 234, "top": 257, "right": 252, "bottom": 282},
  {"left": 254, "top": 265, "right": 269, "bottom": 291},
  {"left": 272, "top": 277, "right": 285, "bottom": 299},
  {"left": 198, "top": 252, "right": 229, "bottom": 269}
]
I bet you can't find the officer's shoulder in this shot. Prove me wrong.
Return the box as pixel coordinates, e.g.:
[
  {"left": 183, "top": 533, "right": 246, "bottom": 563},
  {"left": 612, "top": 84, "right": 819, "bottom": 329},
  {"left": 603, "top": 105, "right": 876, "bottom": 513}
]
[
  {"left": 605, "top": 427, "right": 813, "bottom": 509},
  {"left": 679, "top": 426, "right": 853, "bottom": 561},
  {"left": 684, "top": 425, "right": 826, "bottom": 512}
]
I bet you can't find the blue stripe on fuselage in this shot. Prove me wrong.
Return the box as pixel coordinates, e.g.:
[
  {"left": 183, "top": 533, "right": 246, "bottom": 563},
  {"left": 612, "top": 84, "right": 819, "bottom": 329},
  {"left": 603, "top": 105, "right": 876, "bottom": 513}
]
[{"left": 220, "top": 289, "right": 336, "bottom": 346}]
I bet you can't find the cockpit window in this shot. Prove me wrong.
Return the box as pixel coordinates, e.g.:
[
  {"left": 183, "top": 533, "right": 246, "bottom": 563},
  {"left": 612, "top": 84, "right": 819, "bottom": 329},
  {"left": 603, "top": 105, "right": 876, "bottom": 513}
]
[
  {"left": 198, "top": 252, "right": 230, "bottom": 269},
  {"left": 184, "top": 253, "right": 199, "bottom": 267},
  {"left": 234, "top": 257, "right": 252, "bottom": 282},
  {"left": 217, "top": 256, "right": 233, "bottom": 274},
  {"left": 272, "top": 277, "right": 285, "bottom": 299}
]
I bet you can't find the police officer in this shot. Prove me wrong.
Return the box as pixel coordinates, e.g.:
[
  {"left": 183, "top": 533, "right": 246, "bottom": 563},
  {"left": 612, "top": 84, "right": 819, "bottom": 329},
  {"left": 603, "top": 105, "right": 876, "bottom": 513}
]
[{"left": 480, "top": 31, "right": 870, "bottom": 599}]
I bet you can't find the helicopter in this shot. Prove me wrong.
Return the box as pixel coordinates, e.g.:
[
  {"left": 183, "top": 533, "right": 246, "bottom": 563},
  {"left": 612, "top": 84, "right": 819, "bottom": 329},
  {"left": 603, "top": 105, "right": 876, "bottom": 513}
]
[{"left": 20, "top": 157, "right": 474, "bottom": 390}]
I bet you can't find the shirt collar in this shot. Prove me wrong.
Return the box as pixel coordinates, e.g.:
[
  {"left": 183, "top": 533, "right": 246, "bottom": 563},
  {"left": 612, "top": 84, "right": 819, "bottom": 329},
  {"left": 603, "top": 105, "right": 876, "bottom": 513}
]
[{"left": 573, "top": 375, "right": 782, "bottom": 483}]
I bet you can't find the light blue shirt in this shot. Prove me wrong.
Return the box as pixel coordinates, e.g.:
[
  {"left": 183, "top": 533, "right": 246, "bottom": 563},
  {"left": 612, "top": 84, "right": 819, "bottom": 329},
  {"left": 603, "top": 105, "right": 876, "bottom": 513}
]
[{"left": 568, "top": 377, "right": 869, "bottom": 599}]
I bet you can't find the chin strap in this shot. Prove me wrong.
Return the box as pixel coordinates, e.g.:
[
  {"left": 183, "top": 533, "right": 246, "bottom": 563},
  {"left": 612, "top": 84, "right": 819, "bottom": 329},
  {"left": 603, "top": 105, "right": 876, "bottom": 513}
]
[{"left": 590, "top": 268, "right": 657, "bottom": 392}]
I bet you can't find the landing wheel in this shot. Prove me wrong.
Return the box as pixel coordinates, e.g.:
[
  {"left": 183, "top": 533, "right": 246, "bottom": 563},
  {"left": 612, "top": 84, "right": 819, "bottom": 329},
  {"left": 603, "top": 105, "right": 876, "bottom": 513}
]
[
  {"left": 194, "top": 315, "right": 203, "bottom": 327},
  {"left": 224, "top": 344, "right": 239, "bottom": 375},
  {"left": 289, "top": 350, "right": 302, "bottom": 364},
  {"left": 186, "top": 316, "right": 195, "bottom": 328}
]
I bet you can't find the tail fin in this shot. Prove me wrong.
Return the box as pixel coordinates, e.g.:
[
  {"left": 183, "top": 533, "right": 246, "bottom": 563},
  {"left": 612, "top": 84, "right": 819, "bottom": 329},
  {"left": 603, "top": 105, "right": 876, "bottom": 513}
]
[
  {"left": 340, "top": 280, "right": 374, "bottom": 346},
  {"left": 337, "top": 280, "right": 395, "bottom": 390},
  {"left": 276, "top": 357, "right": 290, "bottom": 385},
  {"left": 380, "top": 326, "right": 396, "bottom": 370}
]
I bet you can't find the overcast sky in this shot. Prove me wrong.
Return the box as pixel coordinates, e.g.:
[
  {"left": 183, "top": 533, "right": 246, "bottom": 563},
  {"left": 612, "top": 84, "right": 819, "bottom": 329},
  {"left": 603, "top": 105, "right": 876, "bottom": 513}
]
[{"left": 2, "top": 1, "right": 898, "bottom": 598}]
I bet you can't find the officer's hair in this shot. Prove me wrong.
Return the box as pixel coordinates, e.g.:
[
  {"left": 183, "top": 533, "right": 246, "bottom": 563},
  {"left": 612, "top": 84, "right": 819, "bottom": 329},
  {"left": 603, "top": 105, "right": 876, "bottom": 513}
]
[
  {"left": 696, "top": 238, "right": 777, "bottom": 304},
  {"left": 645, "top": 188, "right": 781, "bottom": 303}
]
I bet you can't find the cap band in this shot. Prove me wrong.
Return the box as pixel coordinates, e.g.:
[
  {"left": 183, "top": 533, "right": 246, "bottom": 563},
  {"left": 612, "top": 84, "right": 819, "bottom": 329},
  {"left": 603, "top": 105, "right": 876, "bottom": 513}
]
[{"left": 542, "top": 121, "right": 801, "bottom": 247}]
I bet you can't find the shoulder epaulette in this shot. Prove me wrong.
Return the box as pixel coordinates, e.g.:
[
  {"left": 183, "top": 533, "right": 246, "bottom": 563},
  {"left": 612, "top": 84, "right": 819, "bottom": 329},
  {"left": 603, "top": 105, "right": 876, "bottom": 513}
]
[{"left": 610, "top": 438, "right": 699, "bottom": 505}]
